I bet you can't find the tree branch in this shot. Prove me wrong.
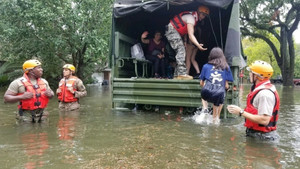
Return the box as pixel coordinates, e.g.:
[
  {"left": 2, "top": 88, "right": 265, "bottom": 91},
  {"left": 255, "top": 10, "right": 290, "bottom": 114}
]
[{"left": 241, "top": 27, "right": 282, "bottom": 67}]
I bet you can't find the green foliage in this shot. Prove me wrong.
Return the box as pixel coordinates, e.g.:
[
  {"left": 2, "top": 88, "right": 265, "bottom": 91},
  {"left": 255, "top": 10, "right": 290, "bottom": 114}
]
[
  {"left": 243, "top": 36, "right": 281, "bottom": 78},
  {"left": 240, "top": 0, "right": 300, "bottom": 85},
  {"left": 295, "top": 44, "right": 300, "bottom": 78},
  {"left": 0, "top": 0, "right": 113, "bottom": 88}
]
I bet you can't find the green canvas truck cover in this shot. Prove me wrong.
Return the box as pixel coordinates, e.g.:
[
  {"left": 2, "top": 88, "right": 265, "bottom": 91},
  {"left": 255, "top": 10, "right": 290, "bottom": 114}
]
[{"left": 113, "top": 0, "right": 244, "bottom": 67}]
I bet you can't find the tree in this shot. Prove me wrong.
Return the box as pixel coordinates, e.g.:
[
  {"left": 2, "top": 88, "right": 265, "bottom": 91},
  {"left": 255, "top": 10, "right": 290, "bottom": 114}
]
[
  {"left": 0, "top": 0, "right": 113, "bottom": 86},
  {"left": 240, "top": 0, "right": 300, "bottom": 86},
  {"left": 295, "top": 43, "right": 300, "bottom": 78},
  {"left": 243, "top": 37, "right": 281, "bottom": 77}
]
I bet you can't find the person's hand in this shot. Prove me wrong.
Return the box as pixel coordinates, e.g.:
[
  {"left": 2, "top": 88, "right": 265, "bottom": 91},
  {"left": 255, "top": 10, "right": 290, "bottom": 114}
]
[
  {"left": 141, "top": 31, "right": 149, "bottom": 39},
  {"left": 227, "top": 105, "right": 242, "bottom": 115},
  {"left": 198, "top": 44, "right": 207, "bottom": 51},
  {"left": 44, "top": 89, "right": 54, "bottom": 97},
  {"left": 67, "top": 87, "right": 75, "bottom": 94},
  {"left": 157, "top": 53, "right": 164, "bottom": 59},
  {"left": 22, "top": 92, "right": 33, "bottom": 99},
  {"left": 56, "top": 88, "right": 61, "bottom": 94}
]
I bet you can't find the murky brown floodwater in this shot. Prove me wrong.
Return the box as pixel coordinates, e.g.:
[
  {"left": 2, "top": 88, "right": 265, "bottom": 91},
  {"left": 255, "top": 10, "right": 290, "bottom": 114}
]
[{"left": 0, "top": 84, "right": 299, "bottom": 169}]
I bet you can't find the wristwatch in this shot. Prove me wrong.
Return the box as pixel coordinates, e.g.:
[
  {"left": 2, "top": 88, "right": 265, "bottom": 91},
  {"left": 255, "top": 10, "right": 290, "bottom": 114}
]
[{"left": 239, "top": 109, "right": 244, "bottom": 116}]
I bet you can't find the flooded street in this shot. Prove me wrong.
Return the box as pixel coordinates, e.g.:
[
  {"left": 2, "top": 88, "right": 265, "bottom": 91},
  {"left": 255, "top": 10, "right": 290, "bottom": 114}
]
[{"left": 0, "top": 84, "right": 299, "bottom": 169}]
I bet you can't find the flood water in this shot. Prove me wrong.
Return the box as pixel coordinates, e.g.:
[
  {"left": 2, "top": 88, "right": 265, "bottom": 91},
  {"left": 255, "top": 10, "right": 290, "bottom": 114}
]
[{"left": 0, "top": 84, "right": 299, "bottom": 169}]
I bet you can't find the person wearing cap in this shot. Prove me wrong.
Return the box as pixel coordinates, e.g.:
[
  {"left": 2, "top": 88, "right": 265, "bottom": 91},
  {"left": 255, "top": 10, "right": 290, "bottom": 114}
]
[
  {"left": 56, "top": 64, "right": 87, "bottom": 111},
  {"left": 4, "top": 59, "right": 54, "bottom": 123},
  {"left": 165, "top": 5, "right": 209, "bottom": 80},
  {"left": 227, "top": 60, "right": 280, "bottom": 140}
]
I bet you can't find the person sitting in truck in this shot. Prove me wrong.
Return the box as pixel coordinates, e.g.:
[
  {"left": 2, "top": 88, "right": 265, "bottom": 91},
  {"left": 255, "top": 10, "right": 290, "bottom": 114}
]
[
  {"left": 141, "top": 30, "right": 167, "bottom": 78},
  {"left": 165, "top": 5, "right": 209, "bottom": 80}
]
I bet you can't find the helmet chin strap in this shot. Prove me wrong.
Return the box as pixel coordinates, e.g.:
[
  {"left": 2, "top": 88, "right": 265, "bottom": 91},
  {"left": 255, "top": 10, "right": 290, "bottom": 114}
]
[{"left": 28, "top": 70, "right": 38, "bottom": 79}]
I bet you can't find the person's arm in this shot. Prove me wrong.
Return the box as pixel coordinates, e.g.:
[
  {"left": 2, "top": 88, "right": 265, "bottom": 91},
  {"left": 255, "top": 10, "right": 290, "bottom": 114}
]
[
  {"left": 42, "top": 79, "right": 54, "bottom": 98},
  {"left": 200, "top": 80, "right": 205, "bottom": 87},
  {"left": 4, "top": 90, "right": 33, "bottom": 103},
  {"left": 74, "top": 79, "right": 87, "bottom": 98},
  {"left": 141, "top": 31, "right": 150, "bottom": 44},
  {"left": 226, "top": 105, "right": 271, "bottom": 126},
  {"left": 187, "top": 24, "right": 207, "bottom": 51},
  {"left": 225, "top": 81, "right": 229, "bottom": 90},
  {"left": 44, "top": 89, "right": 54, "bottom": 99}
]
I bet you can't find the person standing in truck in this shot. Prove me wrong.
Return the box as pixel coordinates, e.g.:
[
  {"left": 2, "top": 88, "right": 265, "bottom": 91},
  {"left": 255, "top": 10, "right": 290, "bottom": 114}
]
[
  {"left": 56, "top": 64, "right": 87, "bottom": 111},
  {"left": 165, "top": 5, "right": 209, "bottom": 80}
]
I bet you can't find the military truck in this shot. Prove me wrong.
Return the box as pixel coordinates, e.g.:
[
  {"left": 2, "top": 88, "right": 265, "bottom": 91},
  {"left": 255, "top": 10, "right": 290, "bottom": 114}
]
[{"left": 110, "top": 0, "right": 245, "bottom": 117}]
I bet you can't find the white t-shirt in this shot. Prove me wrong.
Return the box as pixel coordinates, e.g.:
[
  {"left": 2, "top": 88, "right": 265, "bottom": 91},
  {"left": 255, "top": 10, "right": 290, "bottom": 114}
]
[
  {"left": 181, "top": 14, "right": 196, "bottom": 26},
  {"left": 253, "top": 89, "right": 276, "bottom": 116}
]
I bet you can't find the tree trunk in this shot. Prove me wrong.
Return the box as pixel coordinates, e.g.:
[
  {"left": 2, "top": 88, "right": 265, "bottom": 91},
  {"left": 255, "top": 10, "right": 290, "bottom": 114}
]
[{"left": 280, "top": 27, "right": 294, "bottom": 86}]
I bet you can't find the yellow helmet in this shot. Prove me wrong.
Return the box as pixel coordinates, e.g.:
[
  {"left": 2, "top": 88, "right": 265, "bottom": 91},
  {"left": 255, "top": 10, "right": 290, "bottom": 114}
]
[
  {"left": 63, "top": 64, "right": 76, "bottom": 72},
  {"left": 23, "top": 59, "right": 42, "bottom": 73},
  {"left": 247, "top": 60, "right": 273, "bottom": 79},
  {"left": 198, "top": 5, "right": 210, "bottom": 15}
]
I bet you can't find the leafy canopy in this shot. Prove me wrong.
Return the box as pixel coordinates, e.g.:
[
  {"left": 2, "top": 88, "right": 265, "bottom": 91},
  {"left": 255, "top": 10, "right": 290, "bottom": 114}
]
[{"left": 0, "top": 0, "right": 113, "bottom": 86}]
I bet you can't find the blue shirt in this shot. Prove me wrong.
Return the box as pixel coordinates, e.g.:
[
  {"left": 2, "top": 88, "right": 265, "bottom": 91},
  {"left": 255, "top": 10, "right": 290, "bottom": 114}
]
[{"left": 199, "top": 63, "right": 234, "bottom": 87}]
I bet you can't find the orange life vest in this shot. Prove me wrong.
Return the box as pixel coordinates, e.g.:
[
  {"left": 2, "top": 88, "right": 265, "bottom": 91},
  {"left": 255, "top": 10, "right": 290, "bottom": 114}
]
[
  {"left": 170, "top": 11, "right": 198, "bottom": 36},
  {"left": 18, "top": 73, "right": 49, "bottom": 110},
  {"left": 244, "top": 80, "right": 280, "bottom": 132},
  {"left": 57, "top": 76, "right": 78, "bottom": 103}
]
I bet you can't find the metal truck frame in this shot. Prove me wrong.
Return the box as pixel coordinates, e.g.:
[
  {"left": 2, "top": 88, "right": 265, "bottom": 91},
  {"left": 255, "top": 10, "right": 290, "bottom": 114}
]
[{"left": 110, "top": 0, "right": 244, "bottom": 117}]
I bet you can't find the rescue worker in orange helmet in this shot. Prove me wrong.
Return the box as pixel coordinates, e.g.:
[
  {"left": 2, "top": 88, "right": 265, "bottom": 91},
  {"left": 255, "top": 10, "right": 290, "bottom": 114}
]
[
  {"left": 165, "top": 5, "right": 209, "bottom": 80},
  {"left": 56, "top": 64, "right": 87, "bottom": 111},
  {"left": 227, "top": 60, "right": 280, "bottom": 140},
  {"left": 4, "top": 59, "right": 54, "bottom": 123}
]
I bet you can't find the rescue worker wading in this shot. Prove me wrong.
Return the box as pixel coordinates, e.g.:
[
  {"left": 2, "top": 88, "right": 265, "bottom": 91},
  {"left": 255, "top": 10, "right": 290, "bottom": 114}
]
[
  {"left": 165, "top": 5, "right": 209, "bottom": 80},
  {"left": 227, "top": 61, "right": 280, "bottom": 140},
  {"left": 4, "top": 59, "right": 54, "bottom": 123},
  {"left": 56, "top": 64, "right": 87, "bottom": 111}
]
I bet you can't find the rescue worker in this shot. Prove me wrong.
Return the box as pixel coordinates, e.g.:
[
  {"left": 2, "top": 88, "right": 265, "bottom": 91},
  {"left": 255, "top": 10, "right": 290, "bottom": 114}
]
[
  {"left": 165, "top": 5, "right": 209, "bottom": 80},
  {"left": 4, "top": 59, "right": 54, "bottom": 123},
  {"left": 227, "top": 60, "right": 280, "bottom": 140},
  {"left": 56, "top": 64, "right": 87, "bottom": 111}
]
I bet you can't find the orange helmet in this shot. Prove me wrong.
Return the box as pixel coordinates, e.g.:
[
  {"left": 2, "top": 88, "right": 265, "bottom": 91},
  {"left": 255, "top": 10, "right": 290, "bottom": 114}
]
[
  {"left": 247, "top": 60, "right": 273, "bottom": 79},
  {"left": 198, "top": 5, "right": 210, "bottom": 15},
  {"left": 23, "top": 59, "right": 42, "bottom": 73},
  {"left": 63, "top": 64, "right": 76, "bottom": 73}
]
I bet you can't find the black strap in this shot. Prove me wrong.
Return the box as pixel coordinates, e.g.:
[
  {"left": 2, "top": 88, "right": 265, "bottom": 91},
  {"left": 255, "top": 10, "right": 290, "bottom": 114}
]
[{"left": 171, "top": 18, "right": 179, "bottom": 29}]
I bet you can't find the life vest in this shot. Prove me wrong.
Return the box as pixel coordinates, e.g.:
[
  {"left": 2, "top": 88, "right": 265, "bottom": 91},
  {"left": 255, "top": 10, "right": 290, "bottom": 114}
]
[
  {"left": 18, "top": 73, "right": 49, "bottom": 110},
  {"left": 170, "top": 11, "right": 198, "bottom": 36},
  {"left": 244, "top": 80, "right": 280, "bottom": 132},
  {"left": 57, "top": 76, "right": 78, "bottom": 103}
]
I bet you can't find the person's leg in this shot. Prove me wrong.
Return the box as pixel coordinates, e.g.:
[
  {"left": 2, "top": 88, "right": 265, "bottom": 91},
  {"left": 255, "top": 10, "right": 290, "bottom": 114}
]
[
  {"left": 191, "top": 47, "right": 200, "bottom": 74},
  {"left": 147, "top": 55, "right": 160, "bottom": 77},
  {"left": 202, "top": 99, "right": 208, "bottom": 110},
  {"left": 217, "top": 104, "right": 224, "bottom": 119},
  {"left": 212, "top": 105, "right": 218, "bottom": 119},
  {"left": 159, "top": 58, "right": 166, "bottom": 78},
  {"left": 165, "top": 25, "right": 186, "bottom": 76},
  {"left": 185, "top": 44, "right": 193, "bottom": 75}
]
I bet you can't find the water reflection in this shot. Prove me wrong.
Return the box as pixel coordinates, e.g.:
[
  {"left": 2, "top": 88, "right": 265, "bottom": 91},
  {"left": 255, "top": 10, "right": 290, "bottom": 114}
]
[
  {"left": 16, "top": 124, "right": 50, "bottom": 169},
  {"left": 57, "top": 111, "right": 79, "bottom": 141},
  {"left": 0, "top": 85, "right": 300, "bottom": 168},
  {"left": 243, "top": 140, "right": 282, "bottom": 169}
]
